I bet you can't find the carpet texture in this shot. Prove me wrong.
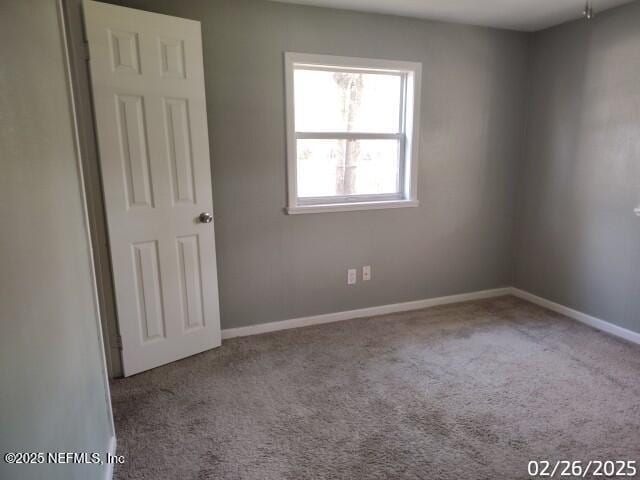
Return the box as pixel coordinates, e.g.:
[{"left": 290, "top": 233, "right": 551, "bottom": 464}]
[{"left": 111, "top": 296, "right": 640, "bottom": 479}]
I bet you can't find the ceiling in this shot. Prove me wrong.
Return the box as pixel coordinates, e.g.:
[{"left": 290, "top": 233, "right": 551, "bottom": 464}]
[{"left": 268, "top": 0, "right": 636, "bottom": 31}]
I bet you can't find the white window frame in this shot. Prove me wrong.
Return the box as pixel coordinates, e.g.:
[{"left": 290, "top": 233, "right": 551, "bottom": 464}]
[{"left": 284, "top": 52, "right": 422, "bottom": 215}]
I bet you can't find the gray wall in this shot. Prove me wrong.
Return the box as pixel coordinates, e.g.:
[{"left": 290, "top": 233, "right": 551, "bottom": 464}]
[
  {"left": 0, "top": 1, "right": 114, "bottom": 479},
  {"left": 108, "top": 0, "right": 529, "bottom": 330},
  {"left": 514, "top": 1, "right": 640, "bottom": 333}
]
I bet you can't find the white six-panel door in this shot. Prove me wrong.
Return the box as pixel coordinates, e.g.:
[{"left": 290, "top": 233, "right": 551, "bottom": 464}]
[{"left": 84, "top": 0, "right": 221, "bottom": 376}]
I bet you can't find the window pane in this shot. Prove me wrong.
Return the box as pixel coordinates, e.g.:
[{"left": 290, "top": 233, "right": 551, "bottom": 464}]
[
  {"left": 294, "top": 69, "right": 402, "bottom": 133},
  {"left": 297, "top": 139, "right": 400, "bottom": 198}
]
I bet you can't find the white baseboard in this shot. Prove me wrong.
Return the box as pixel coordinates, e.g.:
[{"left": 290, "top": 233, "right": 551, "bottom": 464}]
[
  {"left": 222, "top": 286, "right": 640, "bottom": 345},
  {"left": 222, "top": 287, "right": 512, "bottom": 339},
  {"left": 105, "top": 435, "right": 117, "bottom": 480},
  {"left": 510, "top": 288, "right": 640, "bottom": 345}
]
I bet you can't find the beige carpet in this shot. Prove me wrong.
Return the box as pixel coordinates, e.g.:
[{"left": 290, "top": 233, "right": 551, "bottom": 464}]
[{"left": 111, "top": 296, "right": 640, "bottom": 479}]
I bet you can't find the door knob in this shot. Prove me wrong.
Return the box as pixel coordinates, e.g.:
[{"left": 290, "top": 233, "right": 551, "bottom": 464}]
[{"left": 199, "top": 212, "right": 213, "bottom": 224}]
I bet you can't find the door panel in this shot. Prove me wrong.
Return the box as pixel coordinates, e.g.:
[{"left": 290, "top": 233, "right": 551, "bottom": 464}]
[
  {"left": 159, "top": 38, "right": 186, "bottom": 78},
  {"left": 116, "top": 94, "right": 154, "bottom": 208},
  {"left": 176, "top": 235, "right": 205, "bottom": 331},
  {"left": 110, "top": 30, "right": 141, "bottom": 74},
  {"left": 132, "top": 240, "right": 166, "bottom": 342},
  {"left": 84, "top": 0, "right": 221, "bottom": 376},
  {"left": 164, "top": 97, "right": 196, "bottom": 204}
]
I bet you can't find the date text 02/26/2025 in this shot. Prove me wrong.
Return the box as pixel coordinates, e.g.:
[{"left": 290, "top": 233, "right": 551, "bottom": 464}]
[{"left": 528, "top": 460, "right": 637, "bottom": 478}]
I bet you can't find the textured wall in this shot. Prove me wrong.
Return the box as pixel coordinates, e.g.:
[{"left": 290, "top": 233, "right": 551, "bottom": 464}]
[
  {"left": 0, "top": 1, "right": 114, "bottom": 478},
  {"left": 107, "top": 0, "right": 529, "bottom": 329},
  {"left": 514, "top": 2, "right": 640, "bottom": 332}
]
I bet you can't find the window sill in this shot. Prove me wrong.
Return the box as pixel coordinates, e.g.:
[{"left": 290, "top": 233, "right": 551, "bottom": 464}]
[{"left": 287, "top": 199, "right": 419, "bottom": 215}]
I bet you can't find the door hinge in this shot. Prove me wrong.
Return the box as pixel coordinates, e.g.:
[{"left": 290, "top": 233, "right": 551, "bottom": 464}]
[
  {"left": 115, "top": 334, "right": 123, "bottom": 350},
  {"left": 83, "top": 42, "right": 90, "bottom": 61}
]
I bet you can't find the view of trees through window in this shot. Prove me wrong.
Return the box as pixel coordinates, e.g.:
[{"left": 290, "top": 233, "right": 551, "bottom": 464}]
[
  {"left": 294, "top": 68, "right": 402, "bottom": 199},
  {"left": 334, "top": 72, "right": 363, "bottom": 195}
]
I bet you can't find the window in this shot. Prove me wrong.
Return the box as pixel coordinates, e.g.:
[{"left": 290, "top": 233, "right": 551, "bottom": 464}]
[{"left": 285, "top": 52, "right": 421, "bottom": 214}]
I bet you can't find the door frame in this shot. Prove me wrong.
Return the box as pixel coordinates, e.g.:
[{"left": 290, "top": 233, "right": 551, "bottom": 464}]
[
  {"left": 62, "top": 0, "right": 124, "bottom": 378},
  {"left": 56, "top": 0, "right": 117, "bottom": 465}
]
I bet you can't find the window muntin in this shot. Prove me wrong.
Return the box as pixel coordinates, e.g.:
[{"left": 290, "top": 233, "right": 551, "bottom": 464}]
[{"left": 285, "top": 53, "right": 421, "bottom": 213}]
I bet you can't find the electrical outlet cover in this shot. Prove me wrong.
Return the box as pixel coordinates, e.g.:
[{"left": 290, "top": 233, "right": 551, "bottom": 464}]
[{"left": 363, "top": 265, "right": 371, "bottom": 281}]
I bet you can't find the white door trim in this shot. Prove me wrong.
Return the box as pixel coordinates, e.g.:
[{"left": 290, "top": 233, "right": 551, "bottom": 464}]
[{"left": 58, "top": 0, "right": 116, "bottom": 449}]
